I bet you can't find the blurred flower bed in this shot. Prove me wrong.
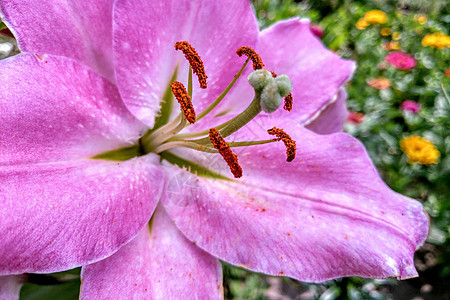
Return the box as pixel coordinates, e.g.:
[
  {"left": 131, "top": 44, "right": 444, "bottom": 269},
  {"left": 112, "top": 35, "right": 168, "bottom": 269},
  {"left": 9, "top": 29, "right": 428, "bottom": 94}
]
[{"left": 1, "top": 0, "right": 448, "bottom": 299}]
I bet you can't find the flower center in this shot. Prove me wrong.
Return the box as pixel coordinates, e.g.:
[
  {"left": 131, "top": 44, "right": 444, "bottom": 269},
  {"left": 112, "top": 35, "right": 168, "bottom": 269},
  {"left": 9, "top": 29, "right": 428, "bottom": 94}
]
[{"left": 94, "top": 42, "right": 297, "bottom": 178}]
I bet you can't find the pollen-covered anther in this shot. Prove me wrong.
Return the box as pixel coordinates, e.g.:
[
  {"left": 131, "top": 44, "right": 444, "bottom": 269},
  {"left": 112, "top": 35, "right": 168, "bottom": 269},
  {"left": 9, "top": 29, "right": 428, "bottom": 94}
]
[
  {"left": 284, "top": 93, "right": 293, "bottom": 112},
  {"left": 174, "top": 41, "right": 207, "bottom": 89},
  {"left": 236, "top": 46, "right": 264, "bottom": 70},
  {"left": 209, "top": 128, "right": 243, "bottom": 178},
  {"left": 170, "top": 81, "right": 196, "bottom": 124},
  {"left": 267, "top": 127, "right": 296, "bottom": 162}
]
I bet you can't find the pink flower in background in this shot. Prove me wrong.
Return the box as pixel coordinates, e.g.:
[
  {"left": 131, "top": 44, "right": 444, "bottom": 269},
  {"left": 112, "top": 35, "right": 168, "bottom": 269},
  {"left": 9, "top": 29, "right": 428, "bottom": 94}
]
[
  {"left": 401, "top": 100, "right": 421, "bottom": 114},
  {"left": 0, "top": 0, "right": 429, "bottom": 298},
  {"left": 309, "top": 23, "right": 324, "bottom": 38},
  {"left": 347, "top": 111, "right": 365, "bottom": 124},
  {"left": 385, "top": 51, "right": 417, "bottom": 71}
]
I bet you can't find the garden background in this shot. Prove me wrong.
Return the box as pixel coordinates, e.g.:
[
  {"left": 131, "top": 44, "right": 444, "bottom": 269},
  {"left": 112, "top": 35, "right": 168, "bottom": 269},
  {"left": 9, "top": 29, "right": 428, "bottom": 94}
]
[{"left": 0, "top": 0, "right": 448, "bottom": 299}]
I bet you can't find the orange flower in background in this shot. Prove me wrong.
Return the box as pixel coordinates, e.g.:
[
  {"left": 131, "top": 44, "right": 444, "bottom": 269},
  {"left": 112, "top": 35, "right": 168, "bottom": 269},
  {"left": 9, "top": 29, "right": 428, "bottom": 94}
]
[
  {"left": 422, "top": 33, "right": 450, "bottom": 49},
  {"left": 382, "top": 41, "right": 401, "bottom": 50},
  {"left": 400, "top": 136, "right": 440, "bottom": 165},
  {"left": 367, "top": 77, "right": 391, "bottom": 89},
  {"left": 356, "top": 10, "right": 387, "bottom": 30},
  {"left": 347, "top": 111, "right": 365, "bottom": 124},
  {"left": 380, "top": 28, "right": 391, "bottom": 36},
  {"left": 445, "top": 69, "right": 450, "bottom": 78},
  {"left": 364, "top": 10, "right": 387, "bottom": 24},
  {"left": 356, "top": 18, "right": 369, "bottom": 30}
]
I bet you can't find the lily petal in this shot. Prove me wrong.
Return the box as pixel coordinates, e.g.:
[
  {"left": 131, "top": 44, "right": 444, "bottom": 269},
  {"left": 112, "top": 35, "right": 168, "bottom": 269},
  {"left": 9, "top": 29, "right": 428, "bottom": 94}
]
[
  {"left": 305, "top": 88, "right": 349, "bottom": 134},
  {"left": 0, "top": 0, "right": 115, "bottom": 81},
  {"left": 209, "top": 18, "right": 355, "bottom": 126},
  {"left": 259, "top": 18, "right": 355, "bottom": 124},
  {"left": 0, "top": 275, "right": 25, "bottom": 300},
  {"left": 161, "top": 124, "right": 429, "bottom": 282},
  {"left": 81, "top": 205, "right": 223, "bottom": 299},
  {"left": 113, "top": 0, "right": 258, "bottom": 127},
  {"left": 0, "top": 156, "right": 164, "bottom": 275},
  {"left": 0, "top": 54, "right": 143, "bottom": 166}
]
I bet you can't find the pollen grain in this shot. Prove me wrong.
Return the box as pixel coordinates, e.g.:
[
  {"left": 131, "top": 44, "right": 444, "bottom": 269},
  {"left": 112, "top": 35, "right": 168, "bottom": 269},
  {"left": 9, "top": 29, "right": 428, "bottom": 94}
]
[
  {"left": 171, "top": 81, "right": 196, "bottom": 124},
  {"left": 209, "top": 128, "right": 243, "bottom": 178},
  {"left": 236, "top": 46, "right": 264, "bottom": 70},
  {"left": 174, "top": 41, "right": 207, "bottom": 89},
  {"left": 267, "top": 127, "right": 296, "bottom": 162}
]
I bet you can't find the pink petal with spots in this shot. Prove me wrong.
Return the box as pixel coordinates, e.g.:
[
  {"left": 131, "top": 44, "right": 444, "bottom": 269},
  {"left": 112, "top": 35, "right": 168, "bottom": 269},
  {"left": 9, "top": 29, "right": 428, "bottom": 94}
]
[
  {"left": 0, "top": 275, "right": 25, "bottom": 300},
  {"left": 161, "top": 124, "right": 429, "bottom": 282},
  {"left": 0, "top": 156, "right": 164, "bottom": 275},
  {"left": 0, "top": 0, "right": 115, "bottom": 81},
  {"left": 81, "top": 205, "right": 223, "bottom": 299},
  {"left": 113, "top": 0, "right": 258, "bottom": 127},
  {"left": 305, "top": 88, "right": 349, "bottom": 134},
  {"left": 0, "top": 54, "right": 143, "bottom": 166}
]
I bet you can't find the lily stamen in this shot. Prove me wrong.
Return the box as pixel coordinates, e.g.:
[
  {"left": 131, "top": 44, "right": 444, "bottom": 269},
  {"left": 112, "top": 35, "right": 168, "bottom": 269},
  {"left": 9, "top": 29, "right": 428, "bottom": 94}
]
[
  {"left": 284, "top": 93, "right": 293, "bottom": 112},
  {"left": 236, "top": 46, "right": 264, "bottom": 70},
  {"left": 209, "top": 128, "right": 243, "bottom": 178},
  {"left": 171, "top": 81, "right": 196, "bottom": 124},
  {"left": 175, "top": 41, "right": 207, "bottom": 89},
  {"left": 138, "top": 43, "right": 295, "bottom": 178},
  {"left": 267, "top": 127, "right": 297, "bottom": 162}
]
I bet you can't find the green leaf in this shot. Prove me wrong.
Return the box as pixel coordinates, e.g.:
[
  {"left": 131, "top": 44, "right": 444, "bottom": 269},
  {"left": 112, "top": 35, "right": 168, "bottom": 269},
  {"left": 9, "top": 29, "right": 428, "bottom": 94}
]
[{"left": 20, "top": 280, "right": 80, "bottom": 300}]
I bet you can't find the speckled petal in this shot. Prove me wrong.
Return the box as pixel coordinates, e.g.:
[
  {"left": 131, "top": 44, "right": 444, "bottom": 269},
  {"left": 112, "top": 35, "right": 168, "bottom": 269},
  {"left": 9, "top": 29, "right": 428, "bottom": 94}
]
[
  {"left": 113, "top": 0, "right": 258, "bottom": 127},
  {"left": 305, "top": 88, "right": 349, "bottom": 134},
  {"left": 0, "top": 156, "right": 163, "bottom": 275},
  {"left": 0, "top": 275, "right": 25, "bottom": 300},
  {"left": 81, "top": 205, "right": 223, "bottom": 299},
  {"left": 0, "top": 0, "right": 115, "bottom": 81},
  {"left": 0, "top": 54, "right": 143, "bottom": 166},
  {"left": 161, "top": 124, "right": 429, "bottom": 282}
]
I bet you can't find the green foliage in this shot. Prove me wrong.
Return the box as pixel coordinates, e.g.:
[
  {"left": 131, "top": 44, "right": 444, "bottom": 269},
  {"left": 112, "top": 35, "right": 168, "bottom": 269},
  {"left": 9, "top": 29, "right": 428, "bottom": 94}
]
[{"left": 20, "top": 269, "right": 80, "bottom": 300}]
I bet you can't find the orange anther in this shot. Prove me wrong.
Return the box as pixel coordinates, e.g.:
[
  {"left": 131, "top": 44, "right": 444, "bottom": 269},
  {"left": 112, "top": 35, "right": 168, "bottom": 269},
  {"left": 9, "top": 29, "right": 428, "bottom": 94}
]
[
  {"left": 236, "top": 46, "right": 264, "bottom": 70},
  {"left": 171, "top": 81, "right": 196, "bottom": 124},
  {"left": 283, "top": 93, "right": 293, "bottom": 112},
  {"left": 175, "top": 41, "right": 207, "bottom": 89},
  {"left": 209, "top": 128, "right": 243, "bottom": 178},
  {"left": 267, "top": 127, "right": 296, "bottom": 162}
]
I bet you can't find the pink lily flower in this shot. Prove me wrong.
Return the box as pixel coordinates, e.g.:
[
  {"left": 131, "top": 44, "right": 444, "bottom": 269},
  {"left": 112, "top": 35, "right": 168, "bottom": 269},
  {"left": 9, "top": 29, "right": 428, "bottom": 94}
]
[{"left": 0, "top": 0, "right": 429, "bottom": 299}]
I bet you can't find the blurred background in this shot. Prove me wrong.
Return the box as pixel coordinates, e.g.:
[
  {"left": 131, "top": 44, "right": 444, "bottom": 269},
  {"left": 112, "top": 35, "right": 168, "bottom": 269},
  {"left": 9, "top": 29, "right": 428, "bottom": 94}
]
[{"left": 1, "top": 0, "right": 448, "bottom": 299}]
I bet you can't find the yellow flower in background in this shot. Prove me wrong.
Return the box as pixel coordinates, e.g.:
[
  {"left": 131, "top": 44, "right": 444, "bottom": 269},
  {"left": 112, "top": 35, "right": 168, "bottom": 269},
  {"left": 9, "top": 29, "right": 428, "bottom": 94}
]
[
  {"left": 381, "top": 41, "right": 401, "bottom": 50},
  {"left": 380, "top": 27, "right": 391, "bottom": 36},
  {"left": 414, "top": 14, "right": 428, "bottom": 24},
  {"left": 364, "top": 10, "right": 387, "bottom": 24},
  {"left": 400, "top": 136, "right": 440, "bottom": 165},
  {"left": 356, "top": 18, "right": 369, "bottom": 30},
  {"left": 392, "top": 32, "right": 401, "bottom": 40},
  {"left": 422, "top": 33, "right": 450, "bottom": 49}
]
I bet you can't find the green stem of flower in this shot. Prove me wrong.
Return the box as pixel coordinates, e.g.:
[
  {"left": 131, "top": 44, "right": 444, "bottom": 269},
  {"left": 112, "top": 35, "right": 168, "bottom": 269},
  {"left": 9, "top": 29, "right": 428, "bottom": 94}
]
[
  {"left": 193, "top": 93, "right": 262, "bottom": 145},
  {"left": 197, "top": 58, "right": 250, "bottom": 121},
  {"left": 154, "top": 140, "right": 218, "bottom": 154},
  {"left": 188, "top": 65, "right": 193, "bottom": 98}
]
